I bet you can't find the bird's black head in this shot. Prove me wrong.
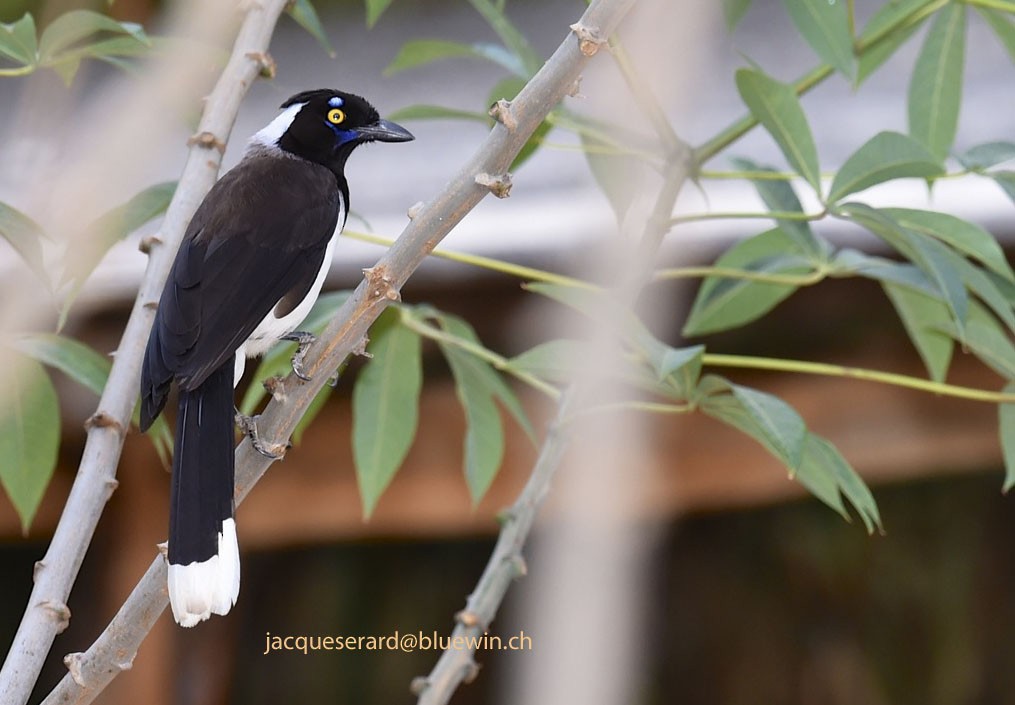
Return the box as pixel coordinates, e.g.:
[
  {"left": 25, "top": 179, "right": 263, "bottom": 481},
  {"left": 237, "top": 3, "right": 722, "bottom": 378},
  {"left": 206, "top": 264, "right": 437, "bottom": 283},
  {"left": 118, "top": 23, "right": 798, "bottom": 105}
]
[{"left": 254, "top": 89, "right": 414, "bottom": 174}]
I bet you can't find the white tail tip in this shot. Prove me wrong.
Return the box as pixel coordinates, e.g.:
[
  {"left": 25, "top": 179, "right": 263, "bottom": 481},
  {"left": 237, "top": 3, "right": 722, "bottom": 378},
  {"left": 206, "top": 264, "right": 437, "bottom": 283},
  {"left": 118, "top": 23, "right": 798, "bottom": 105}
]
[{"left": 168, "top": 519, "right": 241, "bottom": 628}]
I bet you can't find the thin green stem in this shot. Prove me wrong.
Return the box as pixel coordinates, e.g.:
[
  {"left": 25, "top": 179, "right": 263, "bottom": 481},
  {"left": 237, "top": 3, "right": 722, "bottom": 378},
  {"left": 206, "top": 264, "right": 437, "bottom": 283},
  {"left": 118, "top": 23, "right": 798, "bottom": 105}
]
[
  {"left": 607, "top": 36, "right": 683, "bottom": 154},
  {"left": 341, "top": 229, "right": 597, "bottom": 290},
  {"left": 399, "top": 312, "right": 561, "bottom": 399},
  {"left": 564, "top": 399, "right": 693, "bottom": 424},
  {"left": 653, "top": 265, "right": 826, "bottom": 286},
  {"left": 0, "top": 65, "right": 36, "bottom": 77},
  {"left": 966, "top": 0, "right": 1015, "bottom": 10},
  {"left": 669, "top": 209, "right": 825, "bottom": 226},
  {"left": 703, "top": 353, "right": 1015, "bottom": 403},
  {"left": 698, "top": 169, "right": 801, "bottom": 181}
]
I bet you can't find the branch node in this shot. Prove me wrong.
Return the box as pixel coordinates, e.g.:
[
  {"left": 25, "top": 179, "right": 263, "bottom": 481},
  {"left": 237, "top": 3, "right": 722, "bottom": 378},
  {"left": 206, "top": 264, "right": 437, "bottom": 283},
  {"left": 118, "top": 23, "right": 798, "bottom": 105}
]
[
  {"left": 475, "top": 172, "right": 513, "bottom": 199},
  {"left": 454, "top": 609, "right": 482, "bottom": 628},
  {"left": 362, "top": 266, "right": 400, "bottom": 302},
  {"left": 39, "top": 600, "right": 71, "bottom": 634},
  {"left": 138, "top": 234, "right": 162, "bottom": 254},
  {"left": 33, "top": 560, "right": 45, "bottom": 582},
  {"left": 570, "top": 21, "right": 607, "bottom": 56},
  {"left": 462, "top": 659, "right": 482, "bottom": 684},
  {"left": 352, "top": 335, "right": 371, "bottom": 358},
  {"left": 568, "top": 76, "right": 584, "bottom": 98},
  {"left": 488, "top": 99, "right": 517, "bottom": 131},
  {"left": 245, "top": 50, "right": 276, "bottom": 79},
  {"left": 156, "top": 541, "right": 168, "bottom": 558},
  {"left": 105, "top": 478, "right": 120, "bottom": 495},
  {"left": 143, "top": 300, "right": 159, "bottom": 310},
  {"left": 409, "top": 676, "right": 430, "bottom": 696},
  {"left": 509, "top": 554, "right": 528, "bottom": 578},
  {"left": 407, "top": 201, "right": 424, "bottom": 220},
  {"left": 187, "top": 131, "right": 227, "bottom": 154},
  {"left": 263, "top": 375, "right": 287, "bottom": 402},
  {"left": 84, "top": 412, "right": 124, "bottom": 435},
  {"left": 64, "top": 652, "right": 86, "bottom": 686}
]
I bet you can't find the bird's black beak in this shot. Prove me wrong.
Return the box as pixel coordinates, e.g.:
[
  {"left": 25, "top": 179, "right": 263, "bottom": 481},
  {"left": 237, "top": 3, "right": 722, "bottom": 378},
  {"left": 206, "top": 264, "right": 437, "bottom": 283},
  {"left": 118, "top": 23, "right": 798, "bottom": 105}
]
[{"left": 357, "top": 119, "right": 414, "bottom": 143}]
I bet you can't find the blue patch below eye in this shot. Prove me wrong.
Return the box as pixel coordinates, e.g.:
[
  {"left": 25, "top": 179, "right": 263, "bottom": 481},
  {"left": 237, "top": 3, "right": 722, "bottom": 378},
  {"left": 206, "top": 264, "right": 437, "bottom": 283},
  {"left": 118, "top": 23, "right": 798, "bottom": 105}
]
[
  {"left": 328, "top": 96, "right": 344, "bottom": 108},
  {"left": 326, "top": 122, "right": 358, "bottom": 146}
]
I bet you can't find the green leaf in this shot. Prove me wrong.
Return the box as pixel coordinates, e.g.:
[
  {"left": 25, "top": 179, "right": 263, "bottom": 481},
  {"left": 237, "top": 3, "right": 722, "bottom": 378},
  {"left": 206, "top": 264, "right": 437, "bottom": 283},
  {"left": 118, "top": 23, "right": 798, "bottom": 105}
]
[
  {"left": 734, "top": 68, "right": 822, "bottom": 192},
  {"left": 797, "top": 432, "right": 881, "bottom": 533},
  {"left": 365, "top": 0, "right": 395, "bottom": 28},
  {"left": 0, "top": 356, "right": 59, "bottom": 533},
  {"left": 883, "top": 282, "right": 954, "bottom": 382},
  {"left": 0, "top": 13, "right": 38, "bottom": 65},
  {"left": 437, "top": 340, "right": 505, "bottom": 503},
  {"left": 352, "top": 309, "right": 423, "bottom": 517},
  {"left": 433, "top": 312, "right": 535, "bottom": 442},
  {"left": 957, "top": 141, "right": 1015, "bottom": 171},
  {"left": 722, "top": 0, "right": 754, "bottom": 30},
  {"left": 386, "top": 104, "right": 490, "bottom": 124},
  {"left": 907, "top": 4, "right": 965, "bottom": 162},
  {"left": 38, "top": 10, "right": 147, "bottom": 63},
  {"left": 881, "top": 207, "right": 1014, "bottom": 281},
  {"left": 651, "top": 344, "right": 704, "bottom": 400},
  {"left": 13, "top": 333, "right": 110, "bottom": 396},
  {"left": 582, "top": 125, "right": 654, "bottom": 222},
  {"left": 287, "top": 0, "right": 335, "bottom": 57},
  {"left": 939, "top": 302, "right": 1015, "bottom": 380},
  {"left": 730, "top": 157, "right": 825, "bottom": 255},
  {"left": 386, "top": 39, "right": 522, "bottom": 76},
  {"left": 828, "top": 131, "right": 943, "bottom": 203},
  {"left": 0, "top": 201, "right": 49, "bottom": 286},
  {"left": 507, "top": 339, "right": 584, "bottom": 384},
  {"left": 837, "top": 204, "right": 968, "bottom": 333},
  {"left": 999, "top": 382, "right": 1015, "bottom": 492},
  {"left": 858, "top": 14, "right": 925, "bottom": 84},
  {"left": 700, "top": 377, "right": 807, "bottom": 471},
  {"left": 978, "top": 7, "right": 1015, "bottom": 64},
  {"left": 782, "top": 0, "right": 856, "bottom": 79},
  {"left": 10, "top": 332, "right": 172, "bottom": 464},
  {"left": 831, "top": 249, "right": 939, "bottom": 296},
  {"left": 66, "top": 181, "right": 176, "bottom": 289},
  {"left": 466, "top": 0, "right": 542, "bottom": 76},
  {"left": 683, "top": 228, "right": 812, "bottom": 336},
  {"left": 991, "top": 171, "right": 1015, "bottom": 205}
]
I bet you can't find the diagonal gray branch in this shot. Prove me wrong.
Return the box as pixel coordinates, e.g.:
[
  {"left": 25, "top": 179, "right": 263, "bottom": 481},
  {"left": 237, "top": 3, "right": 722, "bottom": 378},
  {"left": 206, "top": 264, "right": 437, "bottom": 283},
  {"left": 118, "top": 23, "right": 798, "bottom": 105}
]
[
  {"left": 40, "top": 0, "right": 638, "bottom": 702},
  {"left": 0, "top": 3, "right": 291, "bottom": 705}
]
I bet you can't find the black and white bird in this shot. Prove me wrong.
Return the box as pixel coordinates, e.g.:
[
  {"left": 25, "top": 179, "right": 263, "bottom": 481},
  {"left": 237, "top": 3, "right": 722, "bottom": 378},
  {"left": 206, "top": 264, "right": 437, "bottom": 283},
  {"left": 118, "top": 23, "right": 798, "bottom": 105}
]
[{"left": 139, "top": 89, "right": 413, "bottom": 627}]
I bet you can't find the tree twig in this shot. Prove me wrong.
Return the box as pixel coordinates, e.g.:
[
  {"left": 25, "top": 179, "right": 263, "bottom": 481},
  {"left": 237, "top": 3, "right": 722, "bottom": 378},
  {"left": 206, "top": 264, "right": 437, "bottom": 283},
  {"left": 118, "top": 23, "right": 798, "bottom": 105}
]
[
  {"left": 40, "top": 0, "right": 638, "bottom": 703},
  {"left": 412, "top": 20, "right": 691, "bottom": 705},
  {"left": 0, "top": 4, "right": 291, "bottom": 705}
]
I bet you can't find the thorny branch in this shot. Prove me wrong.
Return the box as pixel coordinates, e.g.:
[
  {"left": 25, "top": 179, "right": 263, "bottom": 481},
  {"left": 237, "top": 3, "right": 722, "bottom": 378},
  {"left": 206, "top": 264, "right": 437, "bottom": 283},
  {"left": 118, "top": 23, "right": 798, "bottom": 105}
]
[{"left": 0, "top": 3, "right": 292, "bottom": 705}]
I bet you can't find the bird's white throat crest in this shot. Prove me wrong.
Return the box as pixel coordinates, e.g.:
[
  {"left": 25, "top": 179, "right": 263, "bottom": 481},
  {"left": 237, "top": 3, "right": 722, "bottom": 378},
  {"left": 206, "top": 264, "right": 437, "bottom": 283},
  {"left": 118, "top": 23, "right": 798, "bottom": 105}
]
[{"left": 250, "top": 102, "right": 305, "bottom": 149}]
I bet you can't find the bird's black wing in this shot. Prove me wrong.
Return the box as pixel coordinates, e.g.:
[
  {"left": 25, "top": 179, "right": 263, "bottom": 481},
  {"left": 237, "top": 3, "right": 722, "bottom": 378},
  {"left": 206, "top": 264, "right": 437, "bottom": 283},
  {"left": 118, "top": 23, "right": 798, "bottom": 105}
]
[{"left": 140, "top": 155, "right": 340, "bottom": 429}]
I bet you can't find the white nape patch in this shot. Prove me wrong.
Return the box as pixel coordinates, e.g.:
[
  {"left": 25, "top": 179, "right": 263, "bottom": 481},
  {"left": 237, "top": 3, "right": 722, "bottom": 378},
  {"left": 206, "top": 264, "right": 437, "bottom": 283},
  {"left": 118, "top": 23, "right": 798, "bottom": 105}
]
[
  {"left": 250, "top": 102, "right": 305, "bottom": 149},
  {"left": 168, "top": 518, "right": 241, "bottom": 628}
]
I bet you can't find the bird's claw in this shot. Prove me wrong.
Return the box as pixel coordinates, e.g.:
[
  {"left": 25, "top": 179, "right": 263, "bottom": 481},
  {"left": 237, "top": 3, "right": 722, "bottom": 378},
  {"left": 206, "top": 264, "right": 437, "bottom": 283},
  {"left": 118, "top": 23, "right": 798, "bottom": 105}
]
[
  {"left": 234, "top": 410, "right": 289, "bottom": 460},
  {"left": 282, "top": 331, "right": 316, "bottom": 382}
]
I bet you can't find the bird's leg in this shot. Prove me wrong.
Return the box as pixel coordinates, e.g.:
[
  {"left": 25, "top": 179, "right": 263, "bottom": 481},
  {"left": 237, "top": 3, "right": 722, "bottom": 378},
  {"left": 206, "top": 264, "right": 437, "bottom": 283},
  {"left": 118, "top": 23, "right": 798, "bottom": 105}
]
[
  {"left": 234, "top": 409, "right": 289, "bottom": 460},
  {"left": 281, "top": 331, "right": 316, "bottom": 382}
]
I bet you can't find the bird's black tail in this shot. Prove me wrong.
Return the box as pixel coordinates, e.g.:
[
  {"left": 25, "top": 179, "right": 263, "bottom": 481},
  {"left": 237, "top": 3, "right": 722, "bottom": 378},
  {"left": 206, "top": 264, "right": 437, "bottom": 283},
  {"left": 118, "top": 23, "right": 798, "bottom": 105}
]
[{"left": 167, "top": 362, "right": 240, "bottom": 627}]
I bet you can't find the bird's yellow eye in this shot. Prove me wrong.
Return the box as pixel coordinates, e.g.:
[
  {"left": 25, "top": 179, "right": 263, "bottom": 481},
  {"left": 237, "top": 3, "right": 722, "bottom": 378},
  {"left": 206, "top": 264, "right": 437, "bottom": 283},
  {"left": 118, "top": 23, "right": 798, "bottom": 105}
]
[{"left": 327, "top": 108, "right": 346, "bottom": 124}]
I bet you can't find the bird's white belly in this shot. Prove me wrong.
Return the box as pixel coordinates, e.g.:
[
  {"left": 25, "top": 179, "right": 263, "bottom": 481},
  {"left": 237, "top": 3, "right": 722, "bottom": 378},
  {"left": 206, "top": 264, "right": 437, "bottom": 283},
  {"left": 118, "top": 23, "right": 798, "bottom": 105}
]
[{"left": 233, "top": 230, "right": 338, "bottom": 385}]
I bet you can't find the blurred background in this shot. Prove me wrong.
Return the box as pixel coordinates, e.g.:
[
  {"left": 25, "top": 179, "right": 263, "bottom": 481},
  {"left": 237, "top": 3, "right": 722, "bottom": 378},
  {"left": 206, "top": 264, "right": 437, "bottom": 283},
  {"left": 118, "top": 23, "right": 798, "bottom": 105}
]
[{"left": 1, "top": 0, "right": 1014, "bottom": 703}]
